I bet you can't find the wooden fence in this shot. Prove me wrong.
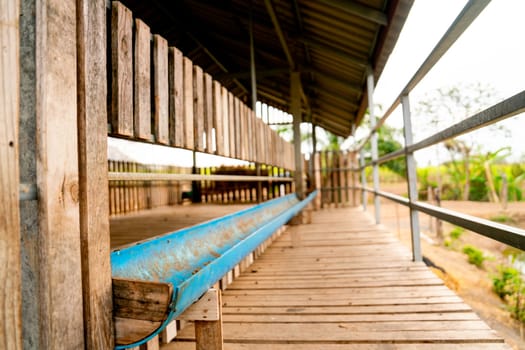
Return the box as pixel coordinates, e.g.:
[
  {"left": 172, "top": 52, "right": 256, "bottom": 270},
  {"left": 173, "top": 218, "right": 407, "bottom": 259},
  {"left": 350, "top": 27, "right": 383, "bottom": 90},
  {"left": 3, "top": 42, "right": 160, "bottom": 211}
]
[
  {"left": 199, "top": 165, "right": 293, "bottom": 204},
  {"left": 109, "top": 1, "right": 294, "bottom": 170},
  {"left": 109, "top": 161, "right": 293, "bottom": 216},
  {"left": 313, "top": 151, "right": 357, "bottom": 208},
  {"left": 108, "top": 161, "right": 191, "bottom": 216}
]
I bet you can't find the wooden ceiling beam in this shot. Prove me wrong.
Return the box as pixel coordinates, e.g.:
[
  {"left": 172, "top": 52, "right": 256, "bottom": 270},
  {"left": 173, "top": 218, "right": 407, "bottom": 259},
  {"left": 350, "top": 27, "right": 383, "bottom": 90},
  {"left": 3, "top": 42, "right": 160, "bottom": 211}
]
[{"left": 316, "top": 0, "right": 388, "bottom": 26}]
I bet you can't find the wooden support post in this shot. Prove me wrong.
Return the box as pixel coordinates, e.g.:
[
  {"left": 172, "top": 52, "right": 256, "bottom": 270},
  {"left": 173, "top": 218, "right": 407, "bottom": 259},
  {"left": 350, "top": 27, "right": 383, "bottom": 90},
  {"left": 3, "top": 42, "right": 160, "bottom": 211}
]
[
  {"left": 367, "top": 71, "right": 381, "bottom": 223},
  {"left": 160, "top": 320, "right": 177, "bottom": 344},
  {"left": 291, "top": 72, "right": 303, "bottom": 198},
  {"left": 314, "top": 152, "right": 321, "bottom": 210},
  {"left": 401, "top": 94, "right": 422, "bottom": 262},
  {"left": 77, "top": 0, "right": 114, "bottom": 348},
  {"left": 36, "top": 0, "right": 85, "bottom": 347},
  {"left": 179, "top": 289, "right": 223, "bottom": 350},
  {"left": 139, "top": 337, "right": 159, "bottom": 350},
  {"left": 1, "top": 1, "right": 22, "bottom": 348}
]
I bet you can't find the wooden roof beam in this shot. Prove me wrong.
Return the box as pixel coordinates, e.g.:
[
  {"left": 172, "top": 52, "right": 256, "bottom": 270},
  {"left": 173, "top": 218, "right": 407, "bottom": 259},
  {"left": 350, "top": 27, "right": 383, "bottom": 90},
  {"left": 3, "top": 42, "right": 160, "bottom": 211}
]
[
  {"left": 298, "top": 37, "right": 369, "bottom": 69},
  {"left": 264, "top": 0, "right": 308, "bottom": 107},
  {"left": 306, "top": 68, "right": 362, "bottom": 96},
  {"left": 316, "top": 0, "right": 388, "bottom": 26}
]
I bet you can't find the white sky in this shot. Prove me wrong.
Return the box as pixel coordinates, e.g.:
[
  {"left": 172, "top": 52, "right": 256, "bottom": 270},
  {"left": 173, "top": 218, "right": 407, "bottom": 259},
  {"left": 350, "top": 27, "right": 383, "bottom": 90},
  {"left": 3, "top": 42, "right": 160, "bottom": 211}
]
[{"left": 370, "top": 0, "right": 525, "bottom": 164}]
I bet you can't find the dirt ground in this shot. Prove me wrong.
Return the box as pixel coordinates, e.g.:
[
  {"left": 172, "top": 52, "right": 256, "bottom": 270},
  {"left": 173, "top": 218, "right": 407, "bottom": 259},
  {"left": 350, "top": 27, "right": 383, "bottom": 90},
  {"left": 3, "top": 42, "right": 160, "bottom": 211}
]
[{"left": 365, "top": 195, "right": 525, "bottom": 349}]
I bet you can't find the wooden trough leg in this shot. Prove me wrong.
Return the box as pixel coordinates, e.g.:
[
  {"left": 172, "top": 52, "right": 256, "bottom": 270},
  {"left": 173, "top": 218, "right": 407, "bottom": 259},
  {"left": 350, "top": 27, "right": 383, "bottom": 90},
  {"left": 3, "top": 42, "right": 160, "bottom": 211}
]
[
  {"left": 178, "top": 288, "right": 223, "bottom": 350},
  {"left": 160, "top": 320, "right": 177, "bottom": 344}
]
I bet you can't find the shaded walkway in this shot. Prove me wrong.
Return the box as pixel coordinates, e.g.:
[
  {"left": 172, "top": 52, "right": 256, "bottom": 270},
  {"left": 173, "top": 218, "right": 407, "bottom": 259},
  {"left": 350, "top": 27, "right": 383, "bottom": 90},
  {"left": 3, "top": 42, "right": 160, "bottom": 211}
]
[{"left": 167, "top": 207, "right": 509, "bottom": 349}]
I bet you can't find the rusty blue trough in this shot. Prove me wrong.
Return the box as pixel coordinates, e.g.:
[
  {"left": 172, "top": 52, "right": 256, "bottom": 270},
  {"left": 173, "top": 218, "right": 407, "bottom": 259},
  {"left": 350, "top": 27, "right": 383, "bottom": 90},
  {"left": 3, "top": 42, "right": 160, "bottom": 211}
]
[{"left": 111, "top": 191, "right": 316, "bottom": 348}]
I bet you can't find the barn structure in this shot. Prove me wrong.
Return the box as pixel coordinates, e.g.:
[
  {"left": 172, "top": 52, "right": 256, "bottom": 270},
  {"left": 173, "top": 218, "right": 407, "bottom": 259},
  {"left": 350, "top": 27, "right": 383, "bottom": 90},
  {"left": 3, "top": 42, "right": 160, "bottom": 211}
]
[{"left": 1, "top": 0, "right": 524, "bottom": 349}]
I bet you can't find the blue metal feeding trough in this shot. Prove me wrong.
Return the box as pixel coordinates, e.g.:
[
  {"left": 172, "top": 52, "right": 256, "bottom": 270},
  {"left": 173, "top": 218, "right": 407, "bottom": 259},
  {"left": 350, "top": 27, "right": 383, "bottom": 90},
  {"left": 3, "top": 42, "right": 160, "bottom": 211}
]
[{"left": 111, "top": 191, "right": 316, "bottom": 348}]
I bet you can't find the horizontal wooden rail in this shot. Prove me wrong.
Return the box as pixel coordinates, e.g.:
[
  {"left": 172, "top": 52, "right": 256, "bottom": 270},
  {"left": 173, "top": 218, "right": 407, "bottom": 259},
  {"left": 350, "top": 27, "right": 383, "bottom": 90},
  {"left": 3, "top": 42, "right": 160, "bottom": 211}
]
[{"left": 108, "top": 172, "right": 293, "bottom": 182}]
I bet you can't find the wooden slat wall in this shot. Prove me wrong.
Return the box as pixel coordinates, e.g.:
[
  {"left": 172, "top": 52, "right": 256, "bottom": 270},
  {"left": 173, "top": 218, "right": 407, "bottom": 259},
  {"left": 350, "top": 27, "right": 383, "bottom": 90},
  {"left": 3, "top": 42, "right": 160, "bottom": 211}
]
[
  {"left": 108, "top": 161, "right": 190, "bottom": 217},
  {"left": 0, "top": 1, "right": 22, "bottom": 348},
  {"left": 108, "top": 3, "right": 296, "bottom": 170}
]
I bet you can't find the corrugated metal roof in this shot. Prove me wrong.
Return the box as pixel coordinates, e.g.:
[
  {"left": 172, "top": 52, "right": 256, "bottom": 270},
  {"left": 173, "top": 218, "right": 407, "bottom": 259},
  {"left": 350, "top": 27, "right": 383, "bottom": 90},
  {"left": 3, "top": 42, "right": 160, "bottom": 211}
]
[{"left": 119, "top": 0, "right": 413, "bottom": 137}]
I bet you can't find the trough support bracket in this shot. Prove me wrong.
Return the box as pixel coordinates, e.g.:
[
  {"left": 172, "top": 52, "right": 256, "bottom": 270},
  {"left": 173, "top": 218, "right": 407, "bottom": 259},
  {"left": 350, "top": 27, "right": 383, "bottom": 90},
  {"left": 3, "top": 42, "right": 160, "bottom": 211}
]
[{"left": 178, "top": 288, "right": 223, "bottom": 350}]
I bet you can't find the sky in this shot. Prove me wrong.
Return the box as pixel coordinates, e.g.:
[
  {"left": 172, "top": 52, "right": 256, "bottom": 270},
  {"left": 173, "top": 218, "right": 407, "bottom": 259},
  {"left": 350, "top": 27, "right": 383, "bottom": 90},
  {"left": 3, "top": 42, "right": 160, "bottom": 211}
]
[
  {"left": 367, "top": 0, "right": 525, "bottom": 164},
  {"left": 109, "top": 0, "right": 525, "bottom": 167}
]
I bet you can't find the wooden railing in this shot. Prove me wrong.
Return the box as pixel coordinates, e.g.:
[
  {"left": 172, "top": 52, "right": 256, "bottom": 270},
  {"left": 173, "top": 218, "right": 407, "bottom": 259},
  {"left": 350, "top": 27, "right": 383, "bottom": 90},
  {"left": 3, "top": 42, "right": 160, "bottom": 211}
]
[
  {"left": 108, "top": 161, "right": 191, "bottom": 217},
  {"left": 198, "top": 165, "right": 293, "bottom": 204},
  {"left": 108, "top": 161, "right": 294, "bottom": 216}
]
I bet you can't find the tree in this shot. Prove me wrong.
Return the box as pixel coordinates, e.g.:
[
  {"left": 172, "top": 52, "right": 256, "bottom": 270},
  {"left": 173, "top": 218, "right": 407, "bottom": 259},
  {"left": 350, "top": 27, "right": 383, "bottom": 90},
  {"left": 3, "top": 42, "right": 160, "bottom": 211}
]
[
  {"left": 415, "top": 82, "right": 507, "bottom": 200},
  {"left": 361, "top": 119, "right": 406, "bottom": 178}
]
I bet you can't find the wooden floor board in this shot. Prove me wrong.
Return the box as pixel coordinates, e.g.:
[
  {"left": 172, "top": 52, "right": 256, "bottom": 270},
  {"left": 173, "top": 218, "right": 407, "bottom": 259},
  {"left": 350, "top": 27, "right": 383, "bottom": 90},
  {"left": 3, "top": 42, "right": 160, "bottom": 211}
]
[{"left": 150, "top": 206, "right": 510, "bottom": 349}]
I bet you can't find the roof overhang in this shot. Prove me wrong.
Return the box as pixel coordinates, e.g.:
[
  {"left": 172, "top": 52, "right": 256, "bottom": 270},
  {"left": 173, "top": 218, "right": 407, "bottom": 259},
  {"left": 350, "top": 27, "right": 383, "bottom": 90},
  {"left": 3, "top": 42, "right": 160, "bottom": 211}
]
[{"left": 119, "top": 0, "right": 414, "bottom": 137}]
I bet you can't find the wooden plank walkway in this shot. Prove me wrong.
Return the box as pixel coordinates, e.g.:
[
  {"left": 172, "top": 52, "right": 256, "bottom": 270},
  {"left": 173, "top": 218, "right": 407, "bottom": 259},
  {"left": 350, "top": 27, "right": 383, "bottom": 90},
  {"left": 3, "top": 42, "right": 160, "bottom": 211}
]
[{"left": 165, "top": 207, "right": 510, "bottom": 349}]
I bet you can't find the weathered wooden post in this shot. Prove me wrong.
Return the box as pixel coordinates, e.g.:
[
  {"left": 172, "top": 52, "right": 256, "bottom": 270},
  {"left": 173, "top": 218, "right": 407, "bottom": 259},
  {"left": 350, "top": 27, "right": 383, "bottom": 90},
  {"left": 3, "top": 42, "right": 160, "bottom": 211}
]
[
  {"left": 1, "top": 1, "right": 22, "bottom": 348},
  {"left": 77, "top": 0, "right": 115, "bottom": 347},
  {"left": 19, "top": 0, "right": 85, "bottom": 348}
]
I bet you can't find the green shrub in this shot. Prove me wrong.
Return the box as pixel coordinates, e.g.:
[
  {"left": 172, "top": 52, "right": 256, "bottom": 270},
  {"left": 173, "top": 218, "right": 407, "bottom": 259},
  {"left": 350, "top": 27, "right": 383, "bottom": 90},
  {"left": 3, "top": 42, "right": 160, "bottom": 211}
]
[
  {"left": 449, "top": 227, "right": 464, "bottom": 240},
  {"left": 492, "top": 265, "right": 525, "bottom": 322},
  {"left": 462, "top": 245, "right": 485, "bottom": 268},
  {"left": 493, "top": 266, "right": 520, "bottom": 298}
]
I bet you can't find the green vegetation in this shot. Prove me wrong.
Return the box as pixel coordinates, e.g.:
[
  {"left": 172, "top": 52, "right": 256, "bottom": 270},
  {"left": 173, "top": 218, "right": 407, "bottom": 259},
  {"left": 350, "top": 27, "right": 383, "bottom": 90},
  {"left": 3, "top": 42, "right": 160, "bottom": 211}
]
[
  {"left": 417, "top": 161, "right": 525, "bottom": 202},
  {"left": 363, "top": 123, "right": 406, "bottom": 178},
  {"left": 450, "top": 227, "right": 464, "bottom": 240},
  {"left": 490, "top": 214, "right": 516, "bottom": 224},
  {"left": 444, "top": 226, "right": 464, "bottom": 249},
  {"left": 462, "top": 245, "right": 486, "bottom": 268},
  {"left": 492, "top": 265, "right": 525, "bottom": 322}
]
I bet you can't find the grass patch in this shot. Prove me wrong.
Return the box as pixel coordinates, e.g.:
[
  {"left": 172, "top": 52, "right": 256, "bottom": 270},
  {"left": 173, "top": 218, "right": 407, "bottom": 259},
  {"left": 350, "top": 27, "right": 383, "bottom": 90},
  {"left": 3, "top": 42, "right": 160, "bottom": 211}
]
[
  {"left": 490, "top": 214, "right": 516, "bottom": 224},
  {"left": 450, "top": 226, "right": 464, "bottom": 240}
]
